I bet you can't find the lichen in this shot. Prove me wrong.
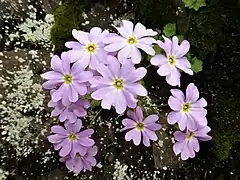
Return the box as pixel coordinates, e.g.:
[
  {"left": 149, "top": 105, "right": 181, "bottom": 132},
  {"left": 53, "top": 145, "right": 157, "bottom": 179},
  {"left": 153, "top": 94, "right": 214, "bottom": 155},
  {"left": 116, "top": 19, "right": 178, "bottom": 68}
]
[{"left": 0, "top": 64, "right": 48, "bottom": 157}]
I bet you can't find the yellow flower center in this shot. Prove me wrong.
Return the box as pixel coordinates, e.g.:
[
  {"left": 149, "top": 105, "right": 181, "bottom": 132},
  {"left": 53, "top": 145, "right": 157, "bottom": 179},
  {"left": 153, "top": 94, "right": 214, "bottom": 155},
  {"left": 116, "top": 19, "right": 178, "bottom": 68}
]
[
  {"left": 85, "top": 43, "right": 96, "bottom": 54},
  {"left": 136, "top": 122, "right": 145, "bottom": 131},
  {"left": 187, "top": 132, "right": 194, "bottom": 140},
  {"left": 182, "top": 103, "right": 191, "bottom": 113},
  {"left": 168, "top": 55, "right": 176, "bottom": 66},
  {"left": 127, "top": 36, "right": 137, "bottom": 45},
  {"left": 64, "top": 74, "right": 73, "bottom": 84},
  {"left": 68, "top": 132, "right": 77, "bottom": 141},
  {"left": 113, "top": 78, "right": 124, "bottom": 90}
]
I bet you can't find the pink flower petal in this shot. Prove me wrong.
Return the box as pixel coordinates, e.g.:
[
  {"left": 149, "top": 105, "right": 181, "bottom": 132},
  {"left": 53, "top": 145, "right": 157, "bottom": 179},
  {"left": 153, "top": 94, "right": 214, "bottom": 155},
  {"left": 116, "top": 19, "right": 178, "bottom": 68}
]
[
  {"left": 65, "top": 41, "right": 83, "bottom": 49},
  {"left": 165, "top": 67, "right": 181, "bottom": 86},
  {"left": 41, "top": 70, "right": 63, "bottom": 81},
  {"left": 150, "top": 54, "right": 168, "bottom": 66},
  {"left": 175, "top": 58, "right": 193, "bottom": 75},
  {"left": 59, "top": 139, "right": 72, "bottom": 157},
  {"left": 71, "top": 61, "right": 86, "bottom": 75},
  {"left": 168, "top": 96, "right": 182, "bottom": 111},
  {"left": 123, "top": 89, "right": 138, "bottom": 108},
  {"left": 170, "top": 89, "right": 185, "bottom": 103},
  {"left": 130, "top": 47, "right": 141, "bottom": 64},
  {"left": 133, "top": 22, "right": 146, "bottom": 39},
  {"left": 101, "top": 90, "right": 116, "bottom": 110},
  {"left": 69, "top": 85, "right": 78, "bottom": 102},
  {"left": 42, "top": 80, "right": 63, "bottom": 89},
  {"left": 115, "top": 91, "right": 127, "bottom": 114},
  {"left": 51, "top": 125, "right": 67, "bottom": 135},
  {"left": 157, "top": 36, "right": 171, "bottom": 56},
  {"left": 122, "top": 118, "right": 136, "bottom": 127},
  {"left": 125, "top": 67, "right": 147, "bottom": 83},
  {"left": 104, "top": 42, "right": 126, "bottom": 52},
  {"left": 136, "top": 106, "right": 143, "bottom": 121},
  {"left": 189, "top": 137, "right": 199, "bottom": 152},
  {"left": 167, "top": 111, "right": 181, "bottom": 125},
  {"left": 178, "top": 113, "right": 187, "bottom": 131},
  {"left": 117, "top": 46, "right": 132, "bottom": 63},
  {"left": 48, "top": 134, "right": 65, "bottom": 143},
  {"left": 143, "top": 128, "right": 158, "bottom": 141},
  {"left": 145, "top": 123, "right": 161, "bottom": 131},
  {"left": 127, "top": 109, "right": 138, "bottom": 121},
  {"left": 121, "top": 20, "right": 134, "bottom": 36},
  {"left": 74, "top": 71, "right": 93, "bottom": 83},
  {"left": 173, "top": 141, "right": 184, "bottom": 155},
  {"left": 125, "top": 129, "right": 141, "bottom": 145},
  {"left": 144, "top": 114, "right": 159, "bottom": 124},
  {"left": 125, "top": 83, "right": 148, "bottom": 96},
  {"left": 72, "top": 29, "right": 89, "bottom": 45},
  {"left": 138, "top": 37, "right": 156, "bottom": 45},
  {"left": 186, "top": 83, "right": 199, "bottom": 103},
  {"left": 136, "top": 43, "right": 155, "bottom": 56},
  {"left": 72, "top": 82, "right": 87, "bottom": 96},
  {"left": 174, "top": 131, "right": 187, "bottom": 141},
  {"left": 180, "top": 141, "right": 190, "bottom": 160},
  {"left": 51, "top": 55, "right": 63, "bottom": 73},
  {"left": 191, "top": 98, "right": 207, "bottom": 108},
  {"left": 96, "top": 64, "right": 114, "bottom": 79},
  {"left": 91, "top": 86, "right": 114, "bottom": 100},
  {"left": 175, "top": 40, "right": 190, "bottom": 58},
  {"left": 89, "top": 27, "right": 102, "bottom": 42},
  {"left": 52, "top": 84, "right": 67, "bottom": 102},
  {"left": 142, "top": 130, "right": 150, "bottom": 147},
  {"left": 157, "top": 63, "right": 171, "bottom": 76}
]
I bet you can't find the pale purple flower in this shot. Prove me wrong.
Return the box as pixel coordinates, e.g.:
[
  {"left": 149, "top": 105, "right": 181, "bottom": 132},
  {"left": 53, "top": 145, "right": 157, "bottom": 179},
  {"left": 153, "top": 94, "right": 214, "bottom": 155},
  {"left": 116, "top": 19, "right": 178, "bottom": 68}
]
[
  {"left": 66, "top": 27, "right": 109, "bottom": 70},
  {"left": 104, "top": 20, "right": 157, "bottom": 64},
  {"left": 48, "top": 91, "right": 90, "bottom": 123},
  {"left": 173, "top": 125, "right": 212, "bottom": 160},
  {"left": 47, "top": 120, "right": 95, "bottom": 157},
  {"left": 167, "top": 83, "right": 208, "bottom": 131},
  {"left": 150, "top": 36, "right": 193, "bottom": 86},
  {"left": 41, "top": 52, "right": 93, "bottom": 106},
  {"left": 60, "top": 146, "right": 98, "bottom": 173},
  {"left": 120, "top": 106, "right": 161, "bottom": 146},
  {"left": 90, "top": 55, "right": 148, "bottom": 114}
]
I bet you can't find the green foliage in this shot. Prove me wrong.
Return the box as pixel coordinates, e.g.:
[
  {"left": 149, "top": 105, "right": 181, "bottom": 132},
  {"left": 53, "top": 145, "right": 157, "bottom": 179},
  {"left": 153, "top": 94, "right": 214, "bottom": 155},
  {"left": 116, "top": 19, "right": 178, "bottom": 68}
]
[
  {"left": 90, "top": 100, "right": 101, "bottom": 109},
  {"left": 163, "top": 23, "right": 176, "bottom": 37},
  {"left": 183, "top": 0, "right": 206, "bottom": 11},
  {"left": 190, "top": 57, "right": 203, "bottom": 73},
  {"left": 50, "top": 0, "right": 87, "bottom": 53}
]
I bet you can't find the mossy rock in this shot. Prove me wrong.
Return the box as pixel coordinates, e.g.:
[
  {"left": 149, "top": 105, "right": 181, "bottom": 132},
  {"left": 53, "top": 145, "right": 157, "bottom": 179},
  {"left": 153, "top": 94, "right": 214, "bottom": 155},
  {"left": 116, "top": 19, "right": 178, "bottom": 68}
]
[
  {"left": 135, "top": 0, "right": 240, "bottom": 165},
  {"left": 50, "top": 0, "right": 88, "bottom": 53}
]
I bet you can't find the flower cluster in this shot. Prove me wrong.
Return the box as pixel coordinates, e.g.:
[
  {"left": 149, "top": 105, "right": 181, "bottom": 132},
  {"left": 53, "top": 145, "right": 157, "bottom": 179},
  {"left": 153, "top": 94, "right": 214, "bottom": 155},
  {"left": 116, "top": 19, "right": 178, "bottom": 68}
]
[
  {"left": 41, "top": 19, "right": 211, "bottom": 173},
  {"left": 42, "top": 52, "right": 97, "bottom": 173},
  {"left": 168, "top": 83, "right": 212, "bottom": 160}
]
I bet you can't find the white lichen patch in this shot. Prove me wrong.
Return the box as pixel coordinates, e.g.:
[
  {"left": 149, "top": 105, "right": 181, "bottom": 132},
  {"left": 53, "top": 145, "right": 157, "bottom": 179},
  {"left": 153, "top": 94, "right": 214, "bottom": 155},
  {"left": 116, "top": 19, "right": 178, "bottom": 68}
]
[
  {"left": 0, "top": 168, "right": 9, "bottom": 180},
  {"left": 0, "top": 63, "right": 48, "bottom": 157},
  {"left": 113, "top": 160, "right": 131, "bottom": 180},
  {"left": 9, "top": 12, "right": 54, "bottom": 48}
]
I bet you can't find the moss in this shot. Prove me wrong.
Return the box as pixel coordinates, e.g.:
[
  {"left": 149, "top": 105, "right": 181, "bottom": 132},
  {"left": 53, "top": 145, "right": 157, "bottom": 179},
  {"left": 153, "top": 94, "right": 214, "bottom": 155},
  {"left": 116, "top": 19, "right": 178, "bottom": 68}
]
[
  {"left": 210, "top": 93, "right": 240, "bottom": 161},
  {"left": 50, "top": 0, "right": 88, "bottom": 53}
]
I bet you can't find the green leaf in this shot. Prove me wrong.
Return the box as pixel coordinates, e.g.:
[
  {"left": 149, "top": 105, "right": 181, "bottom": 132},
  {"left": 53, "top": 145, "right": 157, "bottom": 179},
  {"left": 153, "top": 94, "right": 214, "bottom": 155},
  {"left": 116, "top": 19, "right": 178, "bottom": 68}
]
[
  {"left": 163, "top": 23, "right": 176, "bottom": 37},
  {"left": 191, "top": 57, "right": 203, "bottom": 73},
  {"left": 91, "top": 100, "right": 101, "bottom": 109},
  {"left": 183, "top": 0, "right": 206, "bottom": 11}
]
